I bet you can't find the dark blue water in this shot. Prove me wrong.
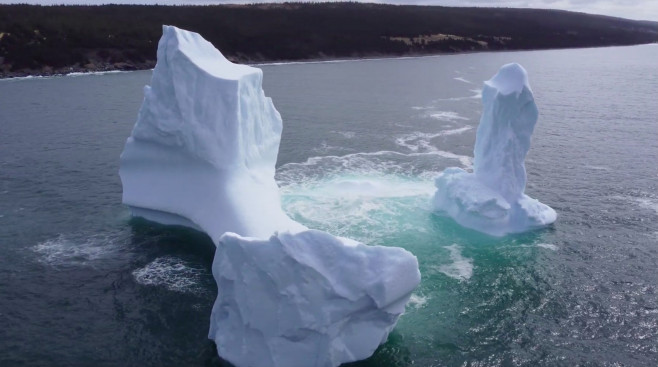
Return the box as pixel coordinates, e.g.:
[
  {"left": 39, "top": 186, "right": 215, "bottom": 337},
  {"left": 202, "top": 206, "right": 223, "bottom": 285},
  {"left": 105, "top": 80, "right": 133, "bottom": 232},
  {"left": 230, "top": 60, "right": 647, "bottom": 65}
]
[{"left": 1, "top": 44, "right": 657, "bottom": 366}]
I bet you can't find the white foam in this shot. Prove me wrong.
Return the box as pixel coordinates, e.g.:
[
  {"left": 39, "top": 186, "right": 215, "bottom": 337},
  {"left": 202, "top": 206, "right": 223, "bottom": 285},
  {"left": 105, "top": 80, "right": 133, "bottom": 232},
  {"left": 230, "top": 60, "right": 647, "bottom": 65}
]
[
  {"left": 408, "top": 293, "right": 429, "bottom": 309},
  {"left": 428, "top": 111, "right": 469, "bottom": 122},
  {"left": 32, "top": 234, "right": 121, "bottom": 266},
  {"left": 536, "top": 243, "right": 559, "bottom": 251},
  {"left": 0, "top": 69, "right": 130, "bottom": 82},
  {"left": 611, "top": 195, "right": 658, "bottom": 215},
  {"left": 0, "top": 75, "right": 49, "bottom": 82},
  {"left": 283, "top": 175, "right": 434, "bottom": 199},
  {"left": 395, "top": 126, "right": 473, "bottom": 153},
  {"left": 66, "top": 70, "right": 128, "bottom": 77},
  {"left": 438, "top": 244, "right": 474, "bottom": 281},
  {"left": 277, "top": 150, "right": 471, "bottom": 192},
  {"left": 584, "top": 165, "right": 610, "bottom": 171},
  {"left": 279, "top": 150, "right": 424, "bottom": 176},
  {"left": 435, "top": 88, "right": 482, "bottom": 101},
  {"left": 469, "top": 88, "right": 483, "bottom": 99},
  {"left": 276, "top": 151, "right": 439, "bottom": 242},
  {"left": 635, "top": 197, "right": 658, "bottom": 215},
  {"left": 312, "top": 141, "right": 351, "bottom": 154},
  {"left": 280, "top": 174, "right": 434, "bottom": 241},
  {"left": 132, "top": 256, "right": 209, "bottom": 295},
  {"left": 434, "top": 150, "right": 473, "bottom": 169},
  {"left": 454, "top": 77, "right": 472, "bottom": 84},
  {"left": 334, "top": 131, "right": 356, "bottom": 139}
]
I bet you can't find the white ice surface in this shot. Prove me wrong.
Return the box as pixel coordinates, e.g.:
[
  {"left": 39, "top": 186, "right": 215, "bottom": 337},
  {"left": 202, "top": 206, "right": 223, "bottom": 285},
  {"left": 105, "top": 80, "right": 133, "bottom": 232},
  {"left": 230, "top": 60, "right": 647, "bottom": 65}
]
[
  {"left": 211, "top": 230, "right": 420, "bottom": 367},
  {"left": 119, "top": 25, "right": 303, "bottom": 241},
  {"left": 119, "top": 26, "right": 420, "bottom": 367},
  {"left": 432, "top": 63, "right": 556, "bottom": 236}
]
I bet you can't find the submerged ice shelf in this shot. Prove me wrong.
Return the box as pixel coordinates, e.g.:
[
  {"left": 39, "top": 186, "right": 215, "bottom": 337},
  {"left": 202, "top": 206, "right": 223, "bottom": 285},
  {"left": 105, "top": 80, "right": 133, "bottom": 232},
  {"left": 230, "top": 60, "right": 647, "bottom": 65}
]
[
  {"left": 119, "top": 26, "right": 420, "bottom": 367},
  {"left": 432, "top": 63, "right": 557, "bottom": 236}
]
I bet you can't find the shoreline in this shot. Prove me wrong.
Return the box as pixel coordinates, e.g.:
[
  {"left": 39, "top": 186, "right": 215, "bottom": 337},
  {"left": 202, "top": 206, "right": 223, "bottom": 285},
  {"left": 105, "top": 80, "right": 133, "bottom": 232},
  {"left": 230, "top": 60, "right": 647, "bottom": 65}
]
[
  {"left": 0, "top": 60, "right": 156, "bottom": 80},
  {"left": 2, "top": 43, "right": 655, "bottom": 80}
]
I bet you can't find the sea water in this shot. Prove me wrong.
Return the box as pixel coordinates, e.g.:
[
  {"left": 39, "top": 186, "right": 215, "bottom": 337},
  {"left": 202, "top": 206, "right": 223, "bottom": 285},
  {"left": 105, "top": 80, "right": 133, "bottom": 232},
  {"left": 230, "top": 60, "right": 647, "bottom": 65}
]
[{"left": 0, "top": 44, "right": 656, "bottom": 366}]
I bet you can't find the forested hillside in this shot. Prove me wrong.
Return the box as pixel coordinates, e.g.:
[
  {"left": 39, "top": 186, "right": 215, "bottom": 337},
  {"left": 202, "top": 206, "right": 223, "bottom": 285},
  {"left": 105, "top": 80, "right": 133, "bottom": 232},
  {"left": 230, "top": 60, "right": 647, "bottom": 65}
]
[{"left": 1, "top": 2, "right": 656, "bottom": 77}]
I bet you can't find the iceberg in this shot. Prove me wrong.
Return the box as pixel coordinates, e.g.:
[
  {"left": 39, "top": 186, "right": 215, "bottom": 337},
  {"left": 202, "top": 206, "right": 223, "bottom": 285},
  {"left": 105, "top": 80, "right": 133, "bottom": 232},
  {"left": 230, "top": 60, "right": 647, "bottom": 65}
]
[
  {"left": 432, "top": 63, "right": 556, "bottom": 236},
  {"left": 120, "top": 26, "right": 420, "bottom": 367},
  {"left": 211, "top": 230, "right": 420, "bottom": 367},
  {"left": 119, "top": 25, "right": 303, "bottom": 242}
]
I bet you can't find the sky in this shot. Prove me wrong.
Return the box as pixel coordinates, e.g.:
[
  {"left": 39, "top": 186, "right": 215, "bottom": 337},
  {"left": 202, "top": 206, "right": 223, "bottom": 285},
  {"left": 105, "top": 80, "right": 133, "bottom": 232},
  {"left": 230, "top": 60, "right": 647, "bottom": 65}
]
[{"left": 0, "top": 1, "right": 656, "bottom": 22}]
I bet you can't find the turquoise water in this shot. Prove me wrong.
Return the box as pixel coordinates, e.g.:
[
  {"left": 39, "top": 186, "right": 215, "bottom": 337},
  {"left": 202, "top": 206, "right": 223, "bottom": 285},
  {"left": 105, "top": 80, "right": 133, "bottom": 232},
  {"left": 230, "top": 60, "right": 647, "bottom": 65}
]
[{"left": 1, "top": 45, "right": 657, "bottom": 366}]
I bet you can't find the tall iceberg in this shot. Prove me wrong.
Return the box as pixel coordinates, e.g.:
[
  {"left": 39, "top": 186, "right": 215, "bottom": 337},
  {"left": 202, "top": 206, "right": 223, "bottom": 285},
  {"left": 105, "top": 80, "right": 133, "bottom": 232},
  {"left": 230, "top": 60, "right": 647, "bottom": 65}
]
[
  {"left": 119, "top": 26, "right": 420, "bottom": 367},
  {"left": 432, "top": 63, "right": 556, "bottom": 236},
  {"left": 119, "top": 25, "right": 303, "bottom": 241}
]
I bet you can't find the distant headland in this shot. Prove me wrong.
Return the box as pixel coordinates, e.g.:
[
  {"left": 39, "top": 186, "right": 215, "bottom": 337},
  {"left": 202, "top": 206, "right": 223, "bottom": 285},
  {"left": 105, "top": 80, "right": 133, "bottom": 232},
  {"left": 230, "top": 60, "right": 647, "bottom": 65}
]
[{"left": 1, "top": 3, "right": 656, "bottom": 78}]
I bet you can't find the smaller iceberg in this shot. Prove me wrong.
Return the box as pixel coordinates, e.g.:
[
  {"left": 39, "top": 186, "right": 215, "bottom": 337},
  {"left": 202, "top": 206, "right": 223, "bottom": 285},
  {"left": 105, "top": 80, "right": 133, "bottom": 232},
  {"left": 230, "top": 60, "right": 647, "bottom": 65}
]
[
  {"left": 211, "top": 230, "right": 419, "bottom": 367},
  {"left": 432, "top": 63, "right": 556, "bottom": 236}
]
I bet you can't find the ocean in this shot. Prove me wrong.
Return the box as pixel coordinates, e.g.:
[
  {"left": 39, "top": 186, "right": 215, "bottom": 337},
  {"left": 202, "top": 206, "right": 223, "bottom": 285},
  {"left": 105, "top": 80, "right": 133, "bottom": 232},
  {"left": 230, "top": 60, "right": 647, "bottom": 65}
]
[{"left": 1, "top": 44, "right": 656, "bottom": 366}]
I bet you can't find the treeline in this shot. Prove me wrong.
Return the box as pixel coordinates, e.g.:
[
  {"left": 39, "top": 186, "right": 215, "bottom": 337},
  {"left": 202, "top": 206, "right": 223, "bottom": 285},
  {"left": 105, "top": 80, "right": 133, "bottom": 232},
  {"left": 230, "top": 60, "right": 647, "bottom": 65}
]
[{"left": 0, "top": 2, "right": 657, "bottom": 77}]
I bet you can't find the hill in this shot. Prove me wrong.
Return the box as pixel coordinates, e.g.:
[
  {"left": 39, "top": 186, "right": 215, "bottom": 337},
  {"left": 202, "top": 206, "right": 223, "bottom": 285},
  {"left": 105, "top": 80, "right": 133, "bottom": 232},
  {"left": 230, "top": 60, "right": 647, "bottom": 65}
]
[{"left": 1, "top": 2, "right": 656, "bottom": 77}]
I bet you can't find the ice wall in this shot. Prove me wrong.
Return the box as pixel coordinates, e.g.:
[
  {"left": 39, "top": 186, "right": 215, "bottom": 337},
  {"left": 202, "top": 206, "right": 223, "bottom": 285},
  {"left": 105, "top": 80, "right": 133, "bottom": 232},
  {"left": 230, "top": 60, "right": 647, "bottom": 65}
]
[
  {"left": 120, "top": 26, "right": 420, "bottom": 367},
  {"left": 432, "top": 63, "right": 556, "bottom": 236}
]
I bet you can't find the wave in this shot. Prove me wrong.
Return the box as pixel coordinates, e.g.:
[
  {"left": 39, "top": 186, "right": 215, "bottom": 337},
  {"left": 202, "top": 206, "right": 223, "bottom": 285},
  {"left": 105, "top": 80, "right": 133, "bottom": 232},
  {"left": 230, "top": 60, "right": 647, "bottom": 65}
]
[
  {"left": 428, "top": 111, "right": 470, "bottom": 122},
  {"left": 1, "top": 69, "right": 135, "bottom": 82},
  {"left": 395, "top": 126, "right": 473, "bottom": 154},
  {"left": 536, "top": 243, "right": 559, "bottom": 251}
]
